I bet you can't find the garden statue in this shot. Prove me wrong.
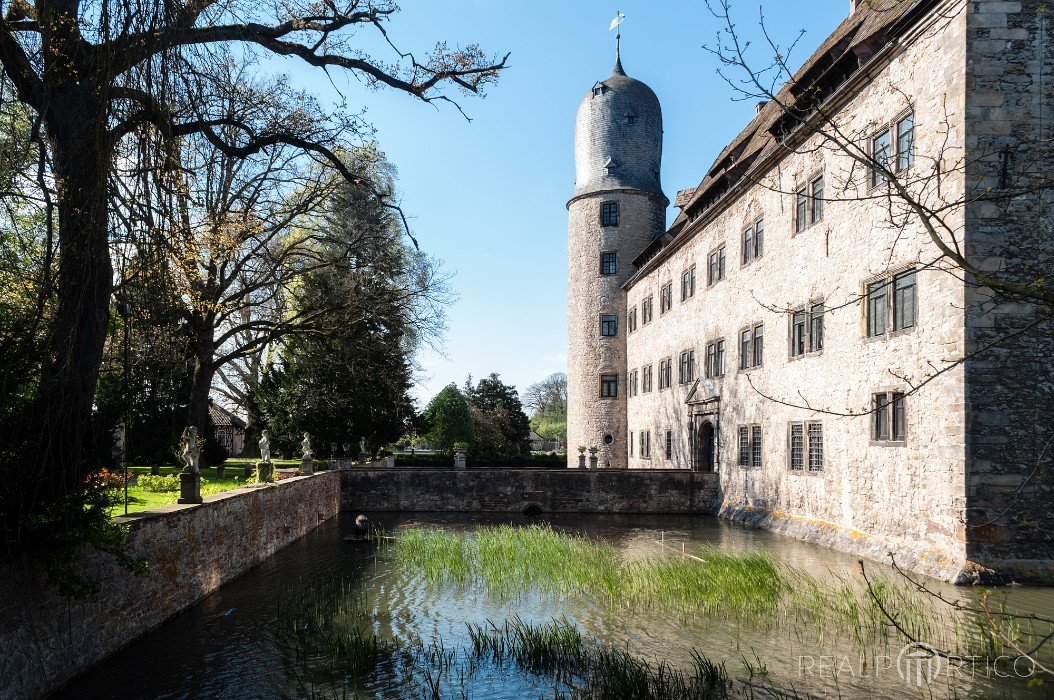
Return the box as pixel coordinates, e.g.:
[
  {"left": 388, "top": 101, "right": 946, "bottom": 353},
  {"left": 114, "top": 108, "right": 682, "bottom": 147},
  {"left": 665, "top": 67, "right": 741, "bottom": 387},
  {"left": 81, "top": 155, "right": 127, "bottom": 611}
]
[
  {"left": 180, "top": 426, "right": 200, "bottom": 473},
  {"left": 256, "top": 430, "right": 275, "bottom": 483},
  {"left": 300, "top": 433, "right": 314, "bottom": 476},
  {"left": 177, "top": 426, "right": 203, "bottom": 504},
  {"left": 259, "top": 431, "right": 272, "bottom": 463}
]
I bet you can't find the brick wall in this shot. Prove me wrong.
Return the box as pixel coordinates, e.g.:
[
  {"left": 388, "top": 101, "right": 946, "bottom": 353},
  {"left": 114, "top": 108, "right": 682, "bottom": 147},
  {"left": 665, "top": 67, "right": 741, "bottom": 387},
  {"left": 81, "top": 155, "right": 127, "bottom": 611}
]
[{"left": 0, "top": 471, "right": 341, "bottom": 698}]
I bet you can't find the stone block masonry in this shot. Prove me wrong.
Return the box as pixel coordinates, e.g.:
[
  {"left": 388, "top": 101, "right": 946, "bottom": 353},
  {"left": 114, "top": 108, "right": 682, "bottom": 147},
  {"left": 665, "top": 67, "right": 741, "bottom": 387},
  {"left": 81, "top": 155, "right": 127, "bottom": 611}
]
[
  {"left": 0, "top": 470, "right": 341, "bottom": 699},
  {"left": 341, "top": 468, "right": 721, "bottom": 515}
]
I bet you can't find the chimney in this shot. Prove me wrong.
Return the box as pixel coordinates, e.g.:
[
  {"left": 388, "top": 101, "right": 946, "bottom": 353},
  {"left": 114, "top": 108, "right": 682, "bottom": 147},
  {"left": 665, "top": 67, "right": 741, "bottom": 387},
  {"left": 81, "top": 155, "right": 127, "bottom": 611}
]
[
  {"left": 755, "top": 101, "right": 768, "bottom": 115},
  {"left": 849, "top": 0, "right": 861, "bottom": 12},
  {"left": 674, "top": 188, "right": 697, "bottom": 210}
]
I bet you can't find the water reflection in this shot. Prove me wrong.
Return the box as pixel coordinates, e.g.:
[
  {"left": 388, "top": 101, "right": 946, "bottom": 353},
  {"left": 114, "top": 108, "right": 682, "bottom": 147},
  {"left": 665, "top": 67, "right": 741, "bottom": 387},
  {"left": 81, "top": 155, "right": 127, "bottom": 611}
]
[{"left": 59, "top": 512, "right": 1054, "bottom": 699}]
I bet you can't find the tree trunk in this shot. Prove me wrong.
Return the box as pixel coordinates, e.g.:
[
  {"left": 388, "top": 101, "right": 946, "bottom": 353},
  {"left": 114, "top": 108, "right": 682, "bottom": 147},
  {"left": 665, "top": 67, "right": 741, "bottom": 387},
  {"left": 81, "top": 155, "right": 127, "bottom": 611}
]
[
  {"left": 188, "top": 331, "right": 217, "bottom": 437},
  {"left": 28, "top": 85, "right": 112, "bottom": 506}
]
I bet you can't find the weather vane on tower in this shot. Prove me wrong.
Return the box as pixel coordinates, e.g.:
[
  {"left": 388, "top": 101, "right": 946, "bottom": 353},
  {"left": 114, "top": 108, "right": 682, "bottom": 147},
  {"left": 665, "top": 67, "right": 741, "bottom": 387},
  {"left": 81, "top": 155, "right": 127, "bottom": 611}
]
[{"left": 609, "top": 10, "right": 626, "bottom": 61}]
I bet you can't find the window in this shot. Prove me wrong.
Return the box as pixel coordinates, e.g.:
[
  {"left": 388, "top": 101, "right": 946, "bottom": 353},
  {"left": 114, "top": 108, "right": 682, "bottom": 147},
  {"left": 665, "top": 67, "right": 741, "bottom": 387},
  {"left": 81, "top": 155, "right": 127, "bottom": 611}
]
[
  {"left": 872, "top": 129, "right": 891, "bottom": 188},
  {"left": 896, "top": 113, "right": 915, "bottom": 172},
  {"left": 753, "top": 324, "right": 764, "bottom": 368},
  {"left": 593, "top": 84, "right": 606, "bottom": 97},
  {"left": 640, "top": 430, "right": 651, "bottom": 458},
  {"left": 705, "top": 339, "right": 725, "bottom": 378},
  {"left": 600, "top": 251, "right": 617, "bottom": 276},
  {"left": 658, "top": 358, "right": 672, "bottom": 390},
  {"left": 751, "top": 425, "right": 762, "bottom": 468},
  {"left": 642, "top": 297, "right": 653, "bottom": 324},
  {"left": 600, "top": 374, "right": 618, "bottom": 398},
  {"left": 627, "top": 307, "right": 637, "bottom": 333},
  {"left": 600, "top": 314, "right": 617, "bottom": 337},
  {"left": 630, "top": 369, "right": 639, "bottom": 397},
  {"left": 629, "top": 431, "right": 634, "bottom": 457},
  {"left": 796, "top": 176, "right": 824, "bottom": 232},
  {"left": 867, "top": 269, "right": 917, "bottom": 338},
  {"left": 626, "top": 113, "right": 639, "bottom": 125},
  {"left": 738, "top": 324, "right": 764, "bottom": 368},
  {"left": 893, "top": 271, "right": 916, "bottom": 331},
  {"left": 681, "top": 266, "right": 696, "bottom": 301},
  {"left": 810, "top": 303, "right": 824, "bottom": 352},
  {"left": 867, "top": 280, "right": 888, "bottom": 337},
  {"left": 790, "top": 422, "right": 824, "bottom": 472},
  {"left": 642, "top": 364, "right": 653, "bottom": 393},
  {"left": 665, "top": 430, "right": 673, "bottom": 459},
  {"left": 790, "top": 424, "right": 804, "bottom": 471},
  {"left": 790, "top": 303, "right": 824, "bottom": 358},
  {"left": 741, "top": 217, "right": 764, "bottom": 264},
  {"left": 872, "top": 391, "right": 906, "bottom": 442},
  {"left": 601, "top": 201, "right": 620, "bottom": 227},
  {"left": 739, "top": 425, "right": 762, "bottom": 467},
  {"left": 873, "top": 393, "right": 889, "bottom": 440},
  {"left": 660, "top": 282, "right": 673, "bottom": 314},
  {"left": 679, "top": 350, "right": 695, "bottom": 384},
  {"left": 795, "top": 187, "right": 808, "bottom": 233},
  {"left": 707, "top": 245, "right": 726, "bottom": 285},
  {"left": 810, "top": 176, "right": 824, "bottom": 224}
]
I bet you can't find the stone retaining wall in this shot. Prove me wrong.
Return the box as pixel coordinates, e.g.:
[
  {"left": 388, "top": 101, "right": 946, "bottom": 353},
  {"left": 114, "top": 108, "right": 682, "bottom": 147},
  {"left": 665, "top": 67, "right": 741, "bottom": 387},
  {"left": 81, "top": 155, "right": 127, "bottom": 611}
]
[
  {"left": 341, "top": 468, "right": 721, "bottom": 514},
  {"left": 0, "top": 470, "right": 341, "bottom": 699}
]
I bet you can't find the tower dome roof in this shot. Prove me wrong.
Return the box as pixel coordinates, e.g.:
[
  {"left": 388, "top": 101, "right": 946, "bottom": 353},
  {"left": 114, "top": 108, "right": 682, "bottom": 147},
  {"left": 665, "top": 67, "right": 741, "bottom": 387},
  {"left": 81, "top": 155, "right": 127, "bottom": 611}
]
[{"left": 572, "top": 54, "right": 665, "bottom": 203}]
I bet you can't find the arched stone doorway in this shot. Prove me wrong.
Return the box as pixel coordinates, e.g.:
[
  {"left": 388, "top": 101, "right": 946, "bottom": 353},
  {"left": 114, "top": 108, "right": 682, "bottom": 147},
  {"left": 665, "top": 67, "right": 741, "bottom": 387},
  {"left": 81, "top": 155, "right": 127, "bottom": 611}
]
[{"left": 696, "top": 420, "right": 716, "bottom": 473}]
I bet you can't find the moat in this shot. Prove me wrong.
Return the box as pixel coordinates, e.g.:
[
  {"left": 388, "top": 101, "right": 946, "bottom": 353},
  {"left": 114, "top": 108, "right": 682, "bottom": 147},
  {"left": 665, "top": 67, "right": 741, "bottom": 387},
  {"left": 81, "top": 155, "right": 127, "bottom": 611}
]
[{"left": 60, "top": 512, "right": 1054, "bottom": 699}]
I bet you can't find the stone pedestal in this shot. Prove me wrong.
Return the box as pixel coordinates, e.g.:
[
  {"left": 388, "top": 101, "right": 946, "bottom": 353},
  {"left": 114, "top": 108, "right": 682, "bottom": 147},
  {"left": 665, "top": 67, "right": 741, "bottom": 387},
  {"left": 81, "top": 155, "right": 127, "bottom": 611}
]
[
  {"left": 454, "top": 454, "right": 467, "bottom": 470},
  {"left": 578, "top": 454, "right": 587, "bottom": 469},
  {"left": 243, "top": 463, "right": 253, "bottom": 479},
  {"left": 177, "top": 471, "right": 202, "bottom": 504},
  {"left": 216, "top": 464, "right": 226, "bottom": 479},
  {"left": 588, "top": 455, "right": 598, "bottom": 471},
  {"left": 300, "top": 458, "right": 313, "bottom": 476},
  {"left": 256, "top": 460, "right": 275, "bottom": 483}
]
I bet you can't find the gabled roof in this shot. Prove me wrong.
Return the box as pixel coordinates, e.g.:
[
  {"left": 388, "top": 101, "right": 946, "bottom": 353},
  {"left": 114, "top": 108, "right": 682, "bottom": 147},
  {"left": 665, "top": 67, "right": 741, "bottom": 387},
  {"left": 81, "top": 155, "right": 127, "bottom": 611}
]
[
  {"left": 209, "top": 403, "right": 247, "bottom": 429},
  {"left": 665, "top": 0, "right": 939, "bottom": 238}
]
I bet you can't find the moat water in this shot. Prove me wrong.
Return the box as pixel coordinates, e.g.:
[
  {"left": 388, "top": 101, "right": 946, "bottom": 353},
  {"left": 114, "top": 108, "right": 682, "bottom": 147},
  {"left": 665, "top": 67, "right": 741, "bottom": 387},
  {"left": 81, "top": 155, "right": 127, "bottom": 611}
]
[{"left": 60, "top": 512, "right": 1054, "bottom": 699}]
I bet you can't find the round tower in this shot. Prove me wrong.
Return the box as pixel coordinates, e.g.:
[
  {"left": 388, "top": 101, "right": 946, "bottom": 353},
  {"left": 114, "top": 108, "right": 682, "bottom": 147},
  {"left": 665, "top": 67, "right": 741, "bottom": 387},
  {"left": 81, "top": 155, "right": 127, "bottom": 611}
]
[{"left": 566, "top": 50, "right": 666, "bottom": 469}]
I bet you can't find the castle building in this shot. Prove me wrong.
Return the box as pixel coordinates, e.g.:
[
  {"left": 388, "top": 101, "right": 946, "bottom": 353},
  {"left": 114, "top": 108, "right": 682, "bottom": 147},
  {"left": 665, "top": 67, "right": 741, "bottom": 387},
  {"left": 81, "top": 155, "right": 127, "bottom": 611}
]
[{"left": 566, "top": 0, "right": 1054, "bottom": 583}]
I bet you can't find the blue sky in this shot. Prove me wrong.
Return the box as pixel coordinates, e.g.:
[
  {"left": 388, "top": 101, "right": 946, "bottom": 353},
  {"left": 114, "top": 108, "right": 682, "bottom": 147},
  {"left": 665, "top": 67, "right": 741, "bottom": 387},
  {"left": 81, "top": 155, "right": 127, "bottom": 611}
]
[{"left": 276, "top": 1, "right": 847, "bottom": 406}]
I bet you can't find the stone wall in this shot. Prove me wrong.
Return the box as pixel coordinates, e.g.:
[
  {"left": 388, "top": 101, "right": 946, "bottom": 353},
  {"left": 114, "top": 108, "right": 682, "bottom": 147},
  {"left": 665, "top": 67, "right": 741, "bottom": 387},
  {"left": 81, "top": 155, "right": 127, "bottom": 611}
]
[
  {"left": 341, "top": 468, "right": 721, "bottom": 514},
  {"left": 963, "top": 0, "right": 1054, "bottom": 581},
  {"left": 623, "top": 3, "right": 975, "bottom": 580},
  {"left": 0, "top": 471, "right": 341, "bottom": 699}
]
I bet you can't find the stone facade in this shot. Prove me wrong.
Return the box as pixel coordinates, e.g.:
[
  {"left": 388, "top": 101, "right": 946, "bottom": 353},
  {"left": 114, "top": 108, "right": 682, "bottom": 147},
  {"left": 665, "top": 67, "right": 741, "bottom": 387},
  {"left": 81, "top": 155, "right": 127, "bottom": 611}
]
[
  {"left": 0, "top": 471, "right": 341, "bottom": 698},
  {"left": 567, "top": 54, "right": 668, "bottom": 470},
  {"left": 567, "top": 0, "right": 1054, "bottom": 582},
  {"left": 962, "top": 0, "right": 1054, "bottom": 579}
]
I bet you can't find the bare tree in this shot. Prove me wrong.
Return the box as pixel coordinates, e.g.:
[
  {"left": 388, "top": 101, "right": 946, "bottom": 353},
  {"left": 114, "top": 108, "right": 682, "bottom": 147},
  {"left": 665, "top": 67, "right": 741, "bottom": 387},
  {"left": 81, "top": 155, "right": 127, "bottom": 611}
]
[{"left": 0, "top": 0, "right": 507, "bottom": 526}]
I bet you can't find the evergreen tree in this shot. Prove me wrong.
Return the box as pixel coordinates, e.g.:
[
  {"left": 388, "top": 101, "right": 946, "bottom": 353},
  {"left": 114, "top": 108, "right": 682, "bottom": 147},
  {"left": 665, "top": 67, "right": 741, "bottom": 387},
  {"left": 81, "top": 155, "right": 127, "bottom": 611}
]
[
  {"left": 464, "top": 373, "right": 531, "bottom": 457},
  {"left": 422, "top": 385, "right": 475, "bottom": 454}
]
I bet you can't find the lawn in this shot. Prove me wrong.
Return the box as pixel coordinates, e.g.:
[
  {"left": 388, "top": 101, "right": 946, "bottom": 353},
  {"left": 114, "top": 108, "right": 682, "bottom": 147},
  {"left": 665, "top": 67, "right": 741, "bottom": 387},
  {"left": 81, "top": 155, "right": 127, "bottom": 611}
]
[{"left": 111, "top": 461, "right": 306, "bottom": 516}]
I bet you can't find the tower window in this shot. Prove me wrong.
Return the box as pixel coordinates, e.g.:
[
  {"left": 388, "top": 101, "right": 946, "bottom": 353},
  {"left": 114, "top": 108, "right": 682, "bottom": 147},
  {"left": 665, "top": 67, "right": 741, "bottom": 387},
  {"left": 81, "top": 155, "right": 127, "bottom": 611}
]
[
  {"left": 600, "top": 251, "right": 617, "bottom": 276},
  {"left": 600, "top": 374, "right": 619, "bottom": 398},
  {"left": 626, "top": 113, "right": 639, "bottom": 124},
  {"left": 601, "top": 202, "right": 619, "bottom": 227},
  {"left": 592, "top": 83, "right": 607, "bottom": 97},
  {"left": 600, "top": 314, "right": 617, "bottom": 337}
]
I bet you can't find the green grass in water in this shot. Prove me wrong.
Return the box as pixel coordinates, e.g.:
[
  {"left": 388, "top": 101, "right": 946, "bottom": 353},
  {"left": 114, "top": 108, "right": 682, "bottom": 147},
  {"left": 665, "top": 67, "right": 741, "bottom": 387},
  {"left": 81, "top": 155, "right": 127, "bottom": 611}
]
[{"left": 393, "top": 524, "right": 1003, "bottom": 657}]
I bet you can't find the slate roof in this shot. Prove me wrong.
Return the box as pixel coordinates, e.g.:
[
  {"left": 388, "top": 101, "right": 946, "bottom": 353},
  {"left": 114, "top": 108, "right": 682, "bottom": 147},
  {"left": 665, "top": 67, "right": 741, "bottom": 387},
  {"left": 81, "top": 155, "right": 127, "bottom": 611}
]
[{"left": 634, "top": 0, "right": 939, "bottom": 272}]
